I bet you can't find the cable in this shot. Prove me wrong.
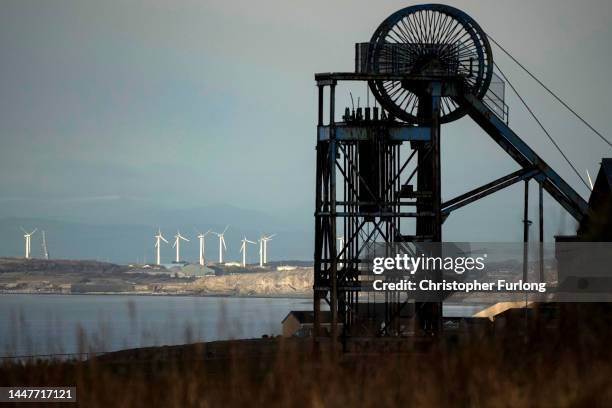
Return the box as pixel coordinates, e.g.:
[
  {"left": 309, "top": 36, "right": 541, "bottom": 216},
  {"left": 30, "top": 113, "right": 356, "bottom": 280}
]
[
  {"left": 488, "top": 34, "right": 612, "bottom": 149},
  {"left": 494, "top": 62, "right": 591, "bottom": 190}
]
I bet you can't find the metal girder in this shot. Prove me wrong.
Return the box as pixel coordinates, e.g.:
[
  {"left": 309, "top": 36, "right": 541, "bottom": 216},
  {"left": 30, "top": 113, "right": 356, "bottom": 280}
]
[
  {"left": 442, "top": 167, "right": 540, "bottom": 216},
  {"left": 457, "top": 93, "right": 589, "bottom": 222},
  {"left": 315, "top": 72, "right": 465, "bottom": 83},
  {"left": 317, "top": 125, "right": 431, "bottom": 142},
  {"left": 316, "top": 211, "right": 433, "bottom": 217}
]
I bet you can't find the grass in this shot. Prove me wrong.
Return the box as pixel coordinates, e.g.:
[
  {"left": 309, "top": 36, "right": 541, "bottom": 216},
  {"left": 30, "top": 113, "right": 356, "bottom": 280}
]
[{"left": 1, "top": 304, "right": 612, "bottom": 407}]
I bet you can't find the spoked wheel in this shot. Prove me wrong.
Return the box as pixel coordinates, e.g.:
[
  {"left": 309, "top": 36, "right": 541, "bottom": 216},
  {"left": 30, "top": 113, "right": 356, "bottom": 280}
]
[{"left": 367, "top": 4, "right": 493, "bottom": 124}]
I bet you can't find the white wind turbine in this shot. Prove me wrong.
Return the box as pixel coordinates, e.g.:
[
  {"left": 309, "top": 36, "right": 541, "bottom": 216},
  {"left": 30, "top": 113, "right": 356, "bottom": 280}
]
[
  {"left": 21, "top": 227, "right": 37, "bottom": 259},
  {"left": 172, "top": 231, "right": 189, "bottom": 263},
  {"left": 196, "top": 229, "right": 213, "bottom": 266},
  {"left": 260, "top": 233, "right": 276, "bottom": 265},
  {"left": 154, "top": 229, "right": 168, "bottom": 265},
  {"left": 258, "top": 236, "right": 265, "bottom": 267},
  {"left": 586, "top": 169, "right": 594, "bottom": 190},
  {"left": 41, "top": 230, "right": 49, "bottom": 260},
  {"left": 337, "top": 236, "right": 345, "bottom": 267},
  {"left": 240, "top": 236, "right": 257, "bottom": 267},
  {"left": 213, "top": 226, "right": 229, "bottom": 263}
]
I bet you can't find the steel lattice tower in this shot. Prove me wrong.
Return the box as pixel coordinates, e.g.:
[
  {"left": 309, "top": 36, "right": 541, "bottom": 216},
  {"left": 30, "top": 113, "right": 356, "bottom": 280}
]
[{"left": 313, "top": 4, "right": 589, "bottom": 350}]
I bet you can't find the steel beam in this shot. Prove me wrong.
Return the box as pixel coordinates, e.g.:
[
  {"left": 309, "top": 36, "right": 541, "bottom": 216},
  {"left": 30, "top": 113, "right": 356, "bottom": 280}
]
[
  {"left": 523, "top": 180, "right": 530, "bottom": 283},
  {"left": 329, "top": 82, "right": 338, "bottom": 350},
  {"left": 315, "top": 71, "right": 465, "bottom": 85},
  {"left": 317, "top": 125, "right": 431, "bottom": 142},
  {"left": 457, "top": 93, "right": 589, "bottom": 222},
  {"left": 442, "top": 167, "right": 540, "bottom": 215},
  {"left": 539, "top": 182, "right": 544, "bottom": 282}
]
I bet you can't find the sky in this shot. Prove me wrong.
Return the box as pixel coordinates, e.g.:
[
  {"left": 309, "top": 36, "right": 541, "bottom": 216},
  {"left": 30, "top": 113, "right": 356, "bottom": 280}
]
[{"left": 0, "top": 0, "right": 611, "bottom": 246}]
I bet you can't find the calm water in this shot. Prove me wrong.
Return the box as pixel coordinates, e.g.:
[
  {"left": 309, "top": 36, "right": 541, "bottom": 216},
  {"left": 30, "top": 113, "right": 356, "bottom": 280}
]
[
  {"left": 0, "top": 294, "right": 311, "bottom": 357},
  {"left": 0, "top": 294, "right": 479, "bottom": 358}
]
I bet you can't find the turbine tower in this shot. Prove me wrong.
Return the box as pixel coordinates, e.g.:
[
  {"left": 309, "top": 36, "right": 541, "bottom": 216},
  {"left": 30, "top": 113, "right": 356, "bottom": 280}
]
[
  {"left": 258, "top": 236, "right": 264, "bottom": 267},
  {"left": 197, "top": 229, "right": 213, "bottom": 266},
  {"left": 337, "top": 236, "right": 345, "bottom": 267},
  {"left": 213, "top": 226, "right": 229, "bottom": 263},
  {"left": 261, "top": 233, "right": 276, "bottom": 265},
  {"left": 154, "top": 229, "right": 168, "bottom": 265},
  {"left": 41, "top": 230, "right": 49, "bottom": 260},
  {"left": 172, "top": 231, "right": 189, "bottom": 263},
  {"left": 239, "top": 236, "right": 257, "bottom": 267},
  {"left": 21, "top": 228, "right": 37, "bottom": 259}
]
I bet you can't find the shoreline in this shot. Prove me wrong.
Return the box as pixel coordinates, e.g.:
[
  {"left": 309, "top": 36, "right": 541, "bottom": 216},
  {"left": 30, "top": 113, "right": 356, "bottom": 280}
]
[{"left": 0, "top": 290, "right": 312, "bottom": 300}]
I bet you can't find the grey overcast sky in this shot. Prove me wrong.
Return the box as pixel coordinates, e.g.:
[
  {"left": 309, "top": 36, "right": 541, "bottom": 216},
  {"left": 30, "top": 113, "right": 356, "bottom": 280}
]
[{"left": 0, "top": 0, "right": 611, "bottom": 240}]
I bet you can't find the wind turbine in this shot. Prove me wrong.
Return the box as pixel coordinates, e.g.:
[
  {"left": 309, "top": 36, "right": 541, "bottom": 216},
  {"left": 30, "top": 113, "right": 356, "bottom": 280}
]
[
  {"left": 196, "top": 229, "right": 213, "bottom": 266},
  {"left": 172, "top": 231, "right": 189, "bottom": 263},
  {"left": 213, "top": 226, "right": 229, "bottom": 263},
  {"left": 586, "top": 169, "right": 594, "bottom": 190},
  {"left": 21, "top": 228, "right": 37, "bottom": 259},
  {"left": 258, "top": 236, "right": 265, "bottom": 267},
  {"left": 41, "top": 230, "right": 49, "bottom": 260},
  {"left": 261, "top": 233, "right": 276, "bottom": 265},
  {"left": 154, "top": 229, "right": 168, "bottom": 265},
  {"left": 337, "top": 236, "right": 345, "bottom": 267},
  {"left": 240, "top": 236, "right": 257, "bottom": 267}
]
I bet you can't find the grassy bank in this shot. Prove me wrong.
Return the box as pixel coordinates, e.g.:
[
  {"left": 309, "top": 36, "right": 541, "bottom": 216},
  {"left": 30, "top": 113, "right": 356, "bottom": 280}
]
[{"left": 2, "top": 304, "right": 612, "bottom": 407}]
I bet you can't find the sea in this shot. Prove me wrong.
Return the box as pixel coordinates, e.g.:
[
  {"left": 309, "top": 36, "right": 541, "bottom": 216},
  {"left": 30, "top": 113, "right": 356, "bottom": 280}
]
[
  {"left": 0, "top": 294, "right": 480, "bottom": 358},
  {"left": 0, "top": 294, "right": 311, "bottom": 358}
]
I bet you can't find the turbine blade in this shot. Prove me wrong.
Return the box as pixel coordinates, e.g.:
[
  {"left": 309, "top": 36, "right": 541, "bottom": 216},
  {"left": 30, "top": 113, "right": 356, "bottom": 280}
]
[{"left": 222, "top": 225, "right": 229, "bottom": 234}]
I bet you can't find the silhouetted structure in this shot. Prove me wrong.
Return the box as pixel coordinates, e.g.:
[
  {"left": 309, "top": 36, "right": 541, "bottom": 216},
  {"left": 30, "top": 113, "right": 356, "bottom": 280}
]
[
  {"left": 313, "top": 4, "right": 591, "bottom": 350},
  {"left": 578, "top": 158, "right": 612, "bottom": 240}
]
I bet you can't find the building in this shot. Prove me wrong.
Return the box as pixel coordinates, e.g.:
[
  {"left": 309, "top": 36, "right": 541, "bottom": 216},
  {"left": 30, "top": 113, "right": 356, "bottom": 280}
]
[
  {"left": 277, "top": 265, "right": 297, "bottom": 271},
  {"left": 555, "top": 158, "right": 612, "bottom": 294},
  {"left": 282, "top": 311, "right": 333, "bottom": 337},
  {"left": 578, "top": 158, "right": 612, "bottom": 240}
]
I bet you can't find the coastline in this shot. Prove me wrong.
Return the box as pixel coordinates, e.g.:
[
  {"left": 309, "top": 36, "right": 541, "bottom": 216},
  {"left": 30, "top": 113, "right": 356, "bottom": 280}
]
[{"left": 0, "top": 290, "right": 312, "bottom": 300}]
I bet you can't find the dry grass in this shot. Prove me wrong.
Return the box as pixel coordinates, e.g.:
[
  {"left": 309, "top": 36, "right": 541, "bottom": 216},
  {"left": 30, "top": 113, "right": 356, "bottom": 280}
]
[{"left": 1, "top": 304, "right": 612, "bottom": 407}]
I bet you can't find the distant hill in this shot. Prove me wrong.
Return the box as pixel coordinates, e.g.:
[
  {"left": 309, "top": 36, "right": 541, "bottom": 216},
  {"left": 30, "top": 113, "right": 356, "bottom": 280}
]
[
  {"left": 0, "top": 257, "right": 312, "bottom": 297},
  {"left": 0, "top": 257, "right": 126, "bottom": 274}
]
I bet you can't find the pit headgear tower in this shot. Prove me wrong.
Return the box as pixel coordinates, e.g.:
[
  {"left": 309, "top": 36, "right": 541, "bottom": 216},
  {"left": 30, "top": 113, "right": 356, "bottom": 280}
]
[{"left": 313, "top": 4, "right": 589, "bottom": 348}]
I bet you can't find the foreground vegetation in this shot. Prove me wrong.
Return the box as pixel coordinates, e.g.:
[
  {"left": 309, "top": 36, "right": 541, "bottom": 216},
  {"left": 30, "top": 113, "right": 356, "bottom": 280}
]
[{"left": 1, "top": 304, "right": 611, "bottom": 407}]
